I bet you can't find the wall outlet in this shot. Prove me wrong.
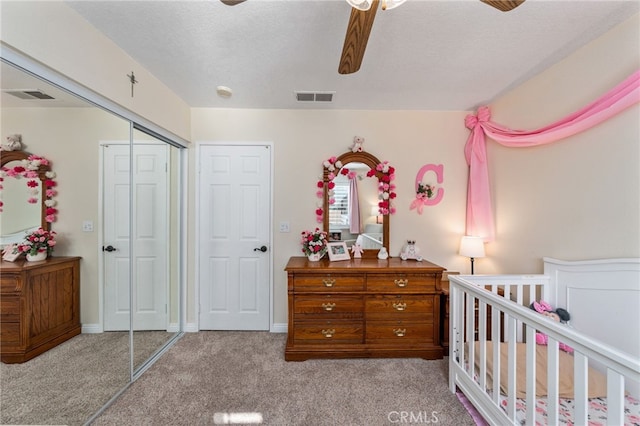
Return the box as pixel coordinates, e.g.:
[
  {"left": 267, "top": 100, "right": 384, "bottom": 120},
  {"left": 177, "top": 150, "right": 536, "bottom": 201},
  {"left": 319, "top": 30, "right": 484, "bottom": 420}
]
[
  {"left": 82, "top": 220, "right": 94, "bottom": 232},
  {"left": 279, "top": 221, "right": 290, "bottom": 233}
]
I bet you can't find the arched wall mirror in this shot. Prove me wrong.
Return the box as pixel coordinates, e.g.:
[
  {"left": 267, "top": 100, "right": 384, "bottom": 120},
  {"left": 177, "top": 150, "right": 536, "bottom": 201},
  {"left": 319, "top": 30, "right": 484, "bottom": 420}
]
[
  {"left": 0, "top": 150, "right": 52, "bottom": 245},
  {"left": 322, "top": 150, "right": 390, "bottom": 258}
]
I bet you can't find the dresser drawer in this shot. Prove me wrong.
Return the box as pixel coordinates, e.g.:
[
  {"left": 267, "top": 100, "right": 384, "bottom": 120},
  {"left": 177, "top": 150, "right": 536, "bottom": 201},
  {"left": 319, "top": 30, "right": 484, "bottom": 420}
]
[
  {"left": 365, "top": 295, "right": 433, "bottom": 320},
  {"left": 292, "top": 320, "right": 363, "bottom": 344},
  {"left": 0, "top": 321, "right": 21, "bottom": 345},
  {"left": 0, "top": 296, "right": 21, "bottom": 322},
  {"left": 293, "top": 274, "right": 364, "bottom": 292},
  {"left": 366, "top": 274, "right": 436, "bottom": 292},
  {"left": 1, "top": 275, "right": 21, "bottom": 293},
  {"left": 366, "top": 321, "right": 434, "bottom": 344},
  {"left": 294, "top": 296, "right": 363, "bottom": 318}
]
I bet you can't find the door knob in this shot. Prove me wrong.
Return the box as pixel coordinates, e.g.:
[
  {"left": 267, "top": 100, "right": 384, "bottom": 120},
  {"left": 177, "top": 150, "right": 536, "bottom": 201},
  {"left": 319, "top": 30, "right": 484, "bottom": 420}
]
[
  {"left": 102, "top": 245, "right": 117, "bottom": 252},
  {"left": 253, "top": 245, "right": 268, "bottom": 252}
]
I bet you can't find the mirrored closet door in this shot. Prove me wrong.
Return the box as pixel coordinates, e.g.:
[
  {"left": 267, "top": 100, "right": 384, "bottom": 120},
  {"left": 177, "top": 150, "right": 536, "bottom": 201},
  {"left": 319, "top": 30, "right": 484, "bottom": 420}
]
[{"left": 0, "top": 53, "right": 185, "bottom": 425}]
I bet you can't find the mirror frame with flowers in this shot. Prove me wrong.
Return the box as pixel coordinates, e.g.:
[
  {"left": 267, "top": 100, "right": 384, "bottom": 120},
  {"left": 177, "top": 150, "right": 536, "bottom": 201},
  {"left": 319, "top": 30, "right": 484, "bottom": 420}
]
[
  {"left": 0, "top": 150, "right": 58, "bottom": 241},
  {"left": 316, "top": 150, "right": 395, "bottom": 259}
]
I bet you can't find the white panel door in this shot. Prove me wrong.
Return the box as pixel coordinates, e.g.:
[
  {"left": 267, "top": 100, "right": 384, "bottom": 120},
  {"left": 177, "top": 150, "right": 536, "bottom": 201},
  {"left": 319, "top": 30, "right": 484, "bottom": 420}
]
[
  {"left": 103, "top": 143, "right": 169, "bottom": 331},
  {"left": 198, "top": 144, "right": 271, "bottom": 330}
]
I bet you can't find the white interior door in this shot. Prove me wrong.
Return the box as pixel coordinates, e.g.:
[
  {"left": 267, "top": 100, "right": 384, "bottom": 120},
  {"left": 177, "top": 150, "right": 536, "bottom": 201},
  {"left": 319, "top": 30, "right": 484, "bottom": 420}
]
[
  {"left": 103, "top": 142, "right": 169, "bottom": 331},
  {"left": 198, "top": 144, "right": 271, "bottom": 330}
]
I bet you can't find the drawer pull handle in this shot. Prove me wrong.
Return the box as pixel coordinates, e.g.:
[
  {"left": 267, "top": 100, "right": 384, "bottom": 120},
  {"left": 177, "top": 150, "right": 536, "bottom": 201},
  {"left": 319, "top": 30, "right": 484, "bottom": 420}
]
[
  {"left": 392, "top": 302, "right": 407, "bottom": 311},
  {"left": 321, "top": 302, "right": 336, "bottom": 311},
  {"left": 394, "top": 279, "right": 408, "bottom": 288},
  {"left": 322, "top": 278, "right": 336, "bottom": 287},
  {"left": 393, "top": 328, "right": 406, "bottom": 337},
  {"left": 321, "top": 329, "right": 335, "bottom": 338}
]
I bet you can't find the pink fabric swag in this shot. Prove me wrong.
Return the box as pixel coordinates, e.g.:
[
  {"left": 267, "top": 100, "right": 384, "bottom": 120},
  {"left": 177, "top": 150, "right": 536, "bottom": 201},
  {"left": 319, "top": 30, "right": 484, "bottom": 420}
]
[{"left": 464, "top": 69, "right": 640, "bottom": 241}]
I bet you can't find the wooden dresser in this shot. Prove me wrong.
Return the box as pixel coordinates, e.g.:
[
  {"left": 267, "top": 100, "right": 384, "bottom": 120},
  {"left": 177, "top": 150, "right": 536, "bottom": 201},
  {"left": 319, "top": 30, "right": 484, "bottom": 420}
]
[
  {"left": 285, "top": 256, "right": 445, "bottom": 361},
  {"left": 1, "top": 256, "right": 81, "bottom": 363}
]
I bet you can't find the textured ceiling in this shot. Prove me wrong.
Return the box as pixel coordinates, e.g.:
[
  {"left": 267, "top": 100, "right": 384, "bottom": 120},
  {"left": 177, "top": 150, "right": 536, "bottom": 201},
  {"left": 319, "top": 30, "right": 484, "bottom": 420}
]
[{"left": 36, "top": 1, "right": 640, "bottom": 110}]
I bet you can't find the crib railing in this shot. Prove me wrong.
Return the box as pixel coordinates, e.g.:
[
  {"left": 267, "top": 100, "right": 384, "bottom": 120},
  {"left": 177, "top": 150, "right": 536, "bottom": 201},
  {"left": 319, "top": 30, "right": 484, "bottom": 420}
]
[{"left": 449, "top": 275, "right": 640, "bottom": 426}]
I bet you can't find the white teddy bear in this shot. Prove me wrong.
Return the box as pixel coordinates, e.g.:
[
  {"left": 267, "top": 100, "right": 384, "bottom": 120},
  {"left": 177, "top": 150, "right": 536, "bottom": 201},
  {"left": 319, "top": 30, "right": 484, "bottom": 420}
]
[
  {"left": 1, "top": 134, "right": 23, "bottom": 151},
  {"left": 350, "top": 136, "right": 364, "bottom": 153}
]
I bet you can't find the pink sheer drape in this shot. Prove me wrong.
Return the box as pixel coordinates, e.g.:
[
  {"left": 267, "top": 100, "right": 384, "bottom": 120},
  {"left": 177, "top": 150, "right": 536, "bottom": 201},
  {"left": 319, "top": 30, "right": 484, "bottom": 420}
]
[
  {"left": 349, "top": 178, "right": 361, "bottom": 234},
  {"left": 465, "top": 69, "right": 640, "bottom": 241}
]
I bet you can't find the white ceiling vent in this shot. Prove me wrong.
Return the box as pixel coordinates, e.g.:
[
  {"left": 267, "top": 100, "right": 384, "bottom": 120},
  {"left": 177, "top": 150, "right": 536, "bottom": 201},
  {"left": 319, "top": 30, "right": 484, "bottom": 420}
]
[
  {"left": 295, "top": 91, "right": 335, "bottom": 103},
  {"left": 4, "top": 89, "right": 55, "bottom": 100}
]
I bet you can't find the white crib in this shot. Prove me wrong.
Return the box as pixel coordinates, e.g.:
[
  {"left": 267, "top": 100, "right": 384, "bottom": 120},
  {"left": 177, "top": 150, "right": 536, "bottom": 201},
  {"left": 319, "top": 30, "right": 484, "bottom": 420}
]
[{"left": 449, "top": 258, "right": 640, "bottom": 425}]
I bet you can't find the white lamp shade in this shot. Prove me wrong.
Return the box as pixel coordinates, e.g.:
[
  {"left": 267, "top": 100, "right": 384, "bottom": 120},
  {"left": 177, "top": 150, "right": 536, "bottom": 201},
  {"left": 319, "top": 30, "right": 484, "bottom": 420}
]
[
  {"left": 459, "top": 236, "right": 485, "bottom": 258},
  {"left": 346, "top": 0, "right": 372, "bottom": 11},
  {"left": 370, "top": 206, "right": 380, "bottom": 216},
  {"left": 382, "top": 0, "right": 407, "bottom": 10}
]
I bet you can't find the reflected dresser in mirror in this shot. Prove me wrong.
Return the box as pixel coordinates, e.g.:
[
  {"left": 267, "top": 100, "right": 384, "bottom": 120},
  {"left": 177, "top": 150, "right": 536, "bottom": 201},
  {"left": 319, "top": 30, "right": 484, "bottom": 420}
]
[
  {"left": 1, "top": 257, "right": 81, "bottom": 363},
  {"left": 285, "top": 256, "right": 445, "bottom": 361}
]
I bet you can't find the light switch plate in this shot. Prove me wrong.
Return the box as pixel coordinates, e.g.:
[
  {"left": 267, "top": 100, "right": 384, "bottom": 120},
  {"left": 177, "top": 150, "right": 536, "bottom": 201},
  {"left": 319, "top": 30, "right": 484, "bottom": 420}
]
[
  {"left": 279, "top": 221, "right": 290, "bottom": 233},
  {"left": 82, "top": 220, "right": 94, "bottom": 232}
]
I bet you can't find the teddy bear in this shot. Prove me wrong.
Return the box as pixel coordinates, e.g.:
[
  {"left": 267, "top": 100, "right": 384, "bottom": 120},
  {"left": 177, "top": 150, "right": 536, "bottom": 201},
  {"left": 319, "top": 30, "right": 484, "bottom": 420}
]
[
  {"left": 1, "top": 134, "right": 23, "bottom": 151},
  {"left": 530, "top": 300, "right": 573, "bottom": 353},
  {"left": 400, "top": 240, "right": 423, "bottom": 261},
  {"left": 350, "top": 136, "right": 364, "bottom": 153}
]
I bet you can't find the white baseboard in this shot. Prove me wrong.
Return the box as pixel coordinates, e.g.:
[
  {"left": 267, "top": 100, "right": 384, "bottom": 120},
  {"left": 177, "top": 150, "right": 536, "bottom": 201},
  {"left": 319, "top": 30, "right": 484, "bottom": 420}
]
[
  {"left": 184, "top": 322, "right": 199, "bottom": 332},
  {"left": 82, "top": 322, "right": 287, "bottom": 334},
  {"left": 271, "top": 323, "right": 287, "bottom": 333},
  {"left": 82, "top": 323, "right": 103, "bottom": 334}
]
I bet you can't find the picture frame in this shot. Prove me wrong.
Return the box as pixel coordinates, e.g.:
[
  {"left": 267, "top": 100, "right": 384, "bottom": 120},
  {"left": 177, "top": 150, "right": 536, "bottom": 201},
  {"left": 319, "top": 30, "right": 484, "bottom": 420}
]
[
  {"left": 2, "top": 244, "right": 22, "bottom": 262},
  {"left": 327, "top": 242, "right": 350, "bottom": 261}
]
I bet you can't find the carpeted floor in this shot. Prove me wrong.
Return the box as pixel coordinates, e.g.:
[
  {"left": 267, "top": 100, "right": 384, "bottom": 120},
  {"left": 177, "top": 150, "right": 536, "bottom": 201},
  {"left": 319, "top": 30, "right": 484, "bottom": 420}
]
[
  {"left": 1, "top": 331, "right": 173, "bottom": 426},
  {"left": 91, "top": 332, "right": 476, "bottom": 425}
]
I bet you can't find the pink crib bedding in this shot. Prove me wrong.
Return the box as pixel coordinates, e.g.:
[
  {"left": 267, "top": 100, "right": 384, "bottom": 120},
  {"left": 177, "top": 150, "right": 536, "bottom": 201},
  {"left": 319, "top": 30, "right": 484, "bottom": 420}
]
[{"left": 497, "top": 394, "right": 640, "bottom": 426}]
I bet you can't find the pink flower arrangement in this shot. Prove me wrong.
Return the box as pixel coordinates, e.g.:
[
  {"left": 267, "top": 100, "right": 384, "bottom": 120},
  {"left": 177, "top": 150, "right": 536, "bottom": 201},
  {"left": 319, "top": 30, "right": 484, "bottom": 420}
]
[
  {"left": 368, "top": 161, "right": 396, "bottom": 215},
  {"left": 300, "top": 228, "right": 328, "bottom": 256},
  {"left": 15, "top": 227, "right": 57, "bottom": 256}
]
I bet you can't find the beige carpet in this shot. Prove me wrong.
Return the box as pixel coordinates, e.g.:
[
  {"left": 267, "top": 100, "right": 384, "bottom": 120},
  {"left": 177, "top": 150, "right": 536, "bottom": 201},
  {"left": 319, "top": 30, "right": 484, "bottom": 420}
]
[
  {"left": 91, "top": 332, "right": 475, "bottom": 426},
  {"left": 1, "top": 331, "right": 173, "bottom": 426}
]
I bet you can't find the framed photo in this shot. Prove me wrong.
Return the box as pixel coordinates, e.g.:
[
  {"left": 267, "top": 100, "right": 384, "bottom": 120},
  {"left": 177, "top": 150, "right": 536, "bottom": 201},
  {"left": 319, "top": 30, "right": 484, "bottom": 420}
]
[
  {"left": 2, "top": 244, "right": 22, "bottom": 262},
  {"left": 327, "top": 242, "right": 350, "bottom": 261},
  {"left": 330, "top": 231, "right": 342, "bottom": 241}
]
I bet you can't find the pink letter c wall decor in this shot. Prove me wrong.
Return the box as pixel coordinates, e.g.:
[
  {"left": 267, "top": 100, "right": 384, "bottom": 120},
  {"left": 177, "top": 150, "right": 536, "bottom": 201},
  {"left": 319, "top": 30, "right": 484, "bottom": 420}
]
[{"left": 410, "top": 164, "right": 444, "bottom": 214}]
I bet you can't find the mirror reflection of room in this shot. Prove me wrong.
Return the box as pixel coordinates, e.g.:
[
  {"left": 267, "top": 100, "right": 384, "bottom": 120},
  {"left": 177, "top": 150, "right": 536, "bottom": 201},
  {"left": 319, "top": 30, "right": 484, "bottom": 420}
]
[
  {"left": 328, "top": 161, "right": 383, "bottom": 249},
  {"left": 0, "top": 57, "right": 184, "bottom": 426}
]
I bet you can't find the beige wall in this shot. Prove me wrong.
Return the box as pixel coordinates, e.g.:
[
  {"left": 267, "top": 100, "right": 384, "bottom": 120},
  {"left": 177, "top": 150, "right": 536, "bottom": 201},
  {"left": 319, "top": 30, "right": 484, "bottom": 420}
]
[
  {"left": 1, "top": 108, "right": 130, "bottom": 325},
  {"left": 485, "top": 13, "right": 640, "bottom": 273},
  {"left": 0, "top": 1, "right": 191, "bottom": 141},
  {"left": 190, "top": 109, "right": 475, "bottom": 325}
]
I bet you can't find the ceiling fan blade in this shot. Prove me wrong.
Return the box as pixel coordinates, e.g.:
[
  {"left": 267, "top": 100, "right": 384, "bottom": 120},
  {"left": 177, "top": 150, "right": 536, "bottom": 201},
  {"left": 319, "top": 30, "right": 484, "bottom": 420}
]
[
  {"left": 480, "top": 0, "right": 525, "bottom": 12},
  {"left": 220, "top": 0, "right": 246, "bottom": 5},
  {"left": 339, "top": 0, "right": 380, "bottom": 75}
]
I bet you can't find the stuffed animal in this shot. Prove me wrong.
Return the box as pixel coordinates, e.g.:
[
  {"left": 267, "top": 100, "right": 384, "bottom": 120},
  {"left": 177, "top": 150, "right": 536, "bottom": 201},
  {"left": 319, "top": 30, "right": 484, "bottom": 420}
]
[
  {"left": 1, "top": 134, "right": 22, "bottom": 151},
  {"left": 400, "top": 240, "right": 423, "bottom": 261},
  {"left": 530, "top": 300, "right": 573, "bottom": 353},
  {"left": 350, "top": 136, "right": 364, "bottom": 153}
]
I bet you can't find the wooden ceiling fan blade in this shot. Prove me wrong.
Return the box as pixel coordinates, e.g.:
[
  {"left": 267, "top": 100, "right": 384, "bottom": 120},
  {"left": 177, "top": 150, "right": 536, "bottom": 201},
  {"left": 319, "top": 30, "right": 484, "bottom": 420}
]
[
  {"left": 480, "top": 0, "right": 525, "bottom": 12},
  {"left": 220, "top": 0, "right": 246, "bottom": 5},
  {"left": 338, "top": 0, "right": 379, "bottom": 75}
]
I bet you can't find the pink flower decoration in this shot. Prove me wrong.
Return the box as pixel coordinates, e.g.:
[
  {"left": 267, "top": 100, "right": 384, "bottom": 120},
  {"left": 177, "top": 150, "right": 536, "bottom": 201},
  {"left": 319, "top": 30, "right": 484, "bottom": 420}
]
[{"left": 28, "top": 197, "right": 38, "bottom": 204}]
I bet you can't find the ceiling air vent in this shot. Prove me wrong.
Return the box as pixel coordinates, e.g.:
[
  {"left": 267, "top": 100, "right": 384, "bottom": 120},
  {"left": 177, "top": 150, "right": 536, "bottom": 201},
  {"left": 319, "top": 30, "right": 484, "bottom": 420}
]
[
  {"left": 4, "top": 89, "right": 55, "bottom": 100},
  {"left": 295, "top": 91, "right": 335, "bottom": 103}
]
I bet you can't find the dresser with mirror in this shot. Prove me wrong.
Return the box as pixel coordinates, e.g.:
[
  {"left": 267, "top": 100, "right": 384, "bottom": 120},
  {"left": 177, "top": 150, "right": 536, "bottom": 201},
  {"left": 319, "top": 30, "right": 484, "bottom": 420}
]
[{"left": 285, "top": 149, "right": 445, "bottom": 361}]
